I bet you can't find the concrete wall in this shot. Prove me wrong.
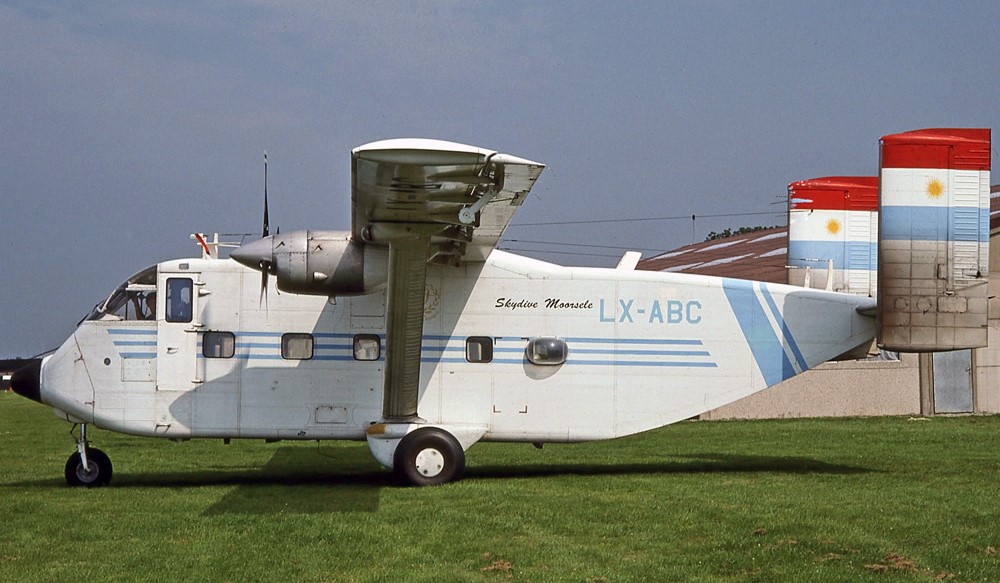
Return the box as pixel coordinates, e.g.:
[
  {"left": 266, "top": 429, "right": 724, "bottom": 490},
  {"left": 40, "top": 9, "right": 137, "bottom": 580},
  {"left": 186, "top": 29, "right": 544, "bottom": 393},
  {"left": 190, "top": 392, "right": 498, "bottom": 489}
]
[
  {"left": 701, "top": 354, "right": 916, "bottom": 419},
  {"left": 972, "top": 256, "right": 1000, "bottom": 413},
  {"left": 974, "top": 330, "right": 1000, "bottom": 413},
  {"left": 975, "top": 328, "right": 1000, "bottom": 413},
  {"left": 702, "top": 353, "right": 919, "bottom": 420}
]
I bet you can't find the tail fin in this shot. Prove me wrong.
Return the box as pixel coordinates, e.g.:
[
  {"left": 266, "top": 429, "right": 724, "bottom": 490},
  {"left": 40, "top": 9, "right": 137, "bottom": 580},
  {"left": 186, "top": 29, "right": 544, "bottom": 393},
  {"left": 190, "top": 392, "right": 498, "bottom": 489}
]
[
  {"left": 877, "top": 128, "right": 991, "bottom": 351},
  {"left": 787, "top": 176, "right": 879, "bottom": 295}
]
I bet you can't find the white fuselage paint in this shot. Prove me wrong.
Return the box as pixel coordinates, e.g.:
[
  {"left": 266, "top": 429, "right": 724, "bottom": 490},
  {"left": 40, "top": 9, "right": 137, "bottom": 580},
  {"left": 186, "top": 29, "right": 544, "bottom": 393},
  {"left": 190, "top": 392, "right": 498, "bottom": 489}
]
[{"left": 37, "top": 251, "right": 876, "bottom": 444}]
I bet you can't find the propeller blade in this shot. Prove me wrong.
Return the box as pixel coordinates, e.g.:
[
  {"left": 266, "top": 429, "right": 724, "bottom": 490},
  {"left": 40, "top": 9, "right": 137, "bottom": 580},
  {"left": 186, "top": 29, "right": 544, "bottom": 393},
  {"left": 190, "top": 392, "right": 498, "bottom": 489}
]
[
  {"left": 259, "top": 265, "right": 269, "bottom": 308},
  {"left": 263, "top": 151, "right": 270, "bottom": 238}
]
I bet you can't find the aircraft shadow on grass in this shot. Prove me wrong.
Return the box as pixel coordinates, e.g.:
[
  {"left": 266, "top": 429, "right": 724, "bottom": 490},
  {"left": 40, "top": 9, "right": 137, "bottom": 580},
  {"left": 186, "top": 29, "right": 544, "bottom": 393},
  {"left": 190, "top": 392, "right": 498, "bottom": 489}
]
[
  {"left": 8, "top": 448, "right": 873, "bottom": 515},
  {"left": 469, "top": 452, "right": 874, "bottom": 479}
]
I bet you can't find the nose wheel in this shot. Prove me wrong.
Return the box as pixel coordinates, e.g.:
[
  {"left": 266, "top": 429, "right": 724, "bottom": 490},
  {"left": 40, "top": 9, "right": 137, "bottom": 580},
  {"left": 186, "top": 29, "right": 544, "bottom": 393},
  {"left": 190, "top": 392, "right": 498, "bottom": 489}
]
[{"left": 65, "top": 424, "right": 113, "bottom": 487}]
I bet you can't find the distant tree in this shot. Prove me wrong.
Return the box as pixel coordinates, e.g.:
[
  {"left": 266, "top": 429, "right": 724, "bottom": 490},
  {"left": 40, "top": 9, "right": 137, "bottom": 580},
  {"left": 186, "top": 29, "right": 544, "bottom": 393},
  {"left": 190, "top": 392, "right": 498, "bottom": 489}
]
[{"left": 704, "top": 225, "right": 779, "bottom": 242}]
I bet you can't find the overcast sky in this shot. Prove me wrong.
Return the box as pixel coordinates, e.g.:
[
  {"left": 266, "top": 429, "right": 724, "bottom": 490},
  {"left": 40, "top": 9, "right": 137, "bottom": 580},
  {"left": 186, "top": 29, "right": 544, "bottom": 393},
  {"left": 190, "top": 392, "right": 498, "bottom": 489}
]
[{"left": 3, "top": 1, "right": 999, "bottom": 358}]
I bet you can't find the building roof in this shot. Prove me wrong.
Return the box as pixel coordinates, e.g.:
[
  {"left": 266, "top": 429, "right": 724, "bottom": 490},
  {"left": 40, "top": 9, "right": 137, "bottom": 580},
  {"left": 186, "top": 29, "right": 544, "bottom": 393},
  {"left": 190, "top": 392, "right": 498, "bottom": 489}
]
[
  {"left": 638, "top": 226, "right": 789, "bottom": 283},
  {"left": 639, "top": 185, "right": 1000, "bottom": 283}
]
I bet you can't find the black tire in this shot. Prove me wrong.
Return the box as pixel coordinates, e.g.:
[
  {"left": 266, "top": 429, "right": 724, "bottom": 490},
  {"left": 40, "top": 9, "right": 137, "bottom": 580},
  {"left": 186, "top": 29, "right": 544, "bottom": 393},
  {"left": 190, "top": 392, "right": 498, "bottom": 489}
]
[
  {"left": 393, "top": 427, "right": 465, "bottom": 486},
  {"left": 65, "top": 448, "right": 113, "bottom": 487}
]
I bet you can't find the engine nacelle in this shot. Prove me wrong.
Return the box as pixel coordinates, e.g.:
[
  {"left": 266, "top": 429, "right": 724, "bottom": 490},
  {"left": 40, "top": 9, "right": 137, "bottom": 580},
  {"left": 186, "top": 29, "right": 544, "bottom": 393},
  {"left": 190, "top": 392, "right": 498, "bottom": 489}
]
[{"left": 232, "top": 230, "right": 388, "bottom": 296}]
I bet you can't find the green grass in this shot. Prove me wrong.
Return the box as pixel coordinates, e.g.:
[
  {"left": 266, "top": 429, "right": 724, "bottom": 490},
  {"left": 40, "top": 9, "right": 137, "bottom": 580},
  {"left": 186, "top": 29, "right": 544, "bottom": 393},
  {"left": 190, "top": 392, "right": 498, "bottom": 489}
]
[{"left": 2, "top": 393, "right": 1000, "bottom": 582}]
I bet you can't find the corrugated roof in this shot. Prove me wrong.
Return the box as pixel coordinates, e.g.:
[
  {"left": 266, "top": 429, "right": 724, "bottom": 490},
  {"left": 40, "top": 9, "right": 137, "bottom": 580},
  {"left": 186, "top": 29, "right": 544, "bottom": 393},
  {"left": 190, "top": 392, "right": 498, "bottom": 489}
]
[
  {"left": 639, "top": 185, "right": 1000, "bottom": 283},
  {"left": 638, "top": 227, "right": 789, "bottom": 283}
]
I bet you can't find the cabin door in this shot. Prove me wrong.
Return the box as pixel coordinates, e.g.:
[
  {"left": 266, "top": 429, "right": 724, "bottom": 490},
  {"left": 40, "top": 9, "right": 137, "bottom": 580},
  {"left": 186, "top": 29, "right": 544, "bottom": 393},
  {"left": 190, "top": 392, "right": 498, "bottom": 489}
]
[{"left": 156, "top": 270, "right": 201, "bottom": 392}]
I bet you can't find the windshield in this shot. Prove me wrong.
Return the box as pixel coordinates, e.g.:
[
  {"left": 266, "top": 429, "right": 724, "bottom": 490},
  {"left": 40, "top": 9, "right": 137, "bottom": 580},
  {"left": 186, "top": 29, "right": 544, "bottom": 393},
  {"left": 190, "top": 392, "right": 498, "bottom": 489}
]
[{"left": 86, "top": 265, "right": 158, "bottom": 322}]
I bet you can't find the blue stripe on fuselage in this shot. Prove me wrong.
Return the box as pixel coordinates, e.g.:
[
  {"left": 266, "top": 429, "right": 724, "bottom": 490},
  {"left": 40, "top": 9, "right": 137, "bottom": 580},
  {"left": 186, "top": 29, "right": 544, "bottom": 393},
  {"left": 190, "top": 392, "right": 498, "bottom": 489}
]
[
  {"left": 757, "top": 282, "right": 808, "bottom": 372},
  {"left": 722, "top": 278, "right": 795, "bottom": 386}
]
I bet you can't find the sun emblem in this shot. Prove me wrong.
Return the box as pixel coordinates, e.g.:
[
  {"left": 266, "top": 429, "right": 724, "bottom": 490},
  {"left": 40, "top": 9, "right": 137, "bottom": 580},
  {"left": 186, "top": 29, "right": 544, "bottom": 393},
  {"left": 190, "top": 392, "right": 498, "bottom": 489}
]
[
  {"left": 927, "top": 178, "right": 944, "bottom": 199},
  {"left": 826, "top": 218, "right": 841, "bottom": 235}
]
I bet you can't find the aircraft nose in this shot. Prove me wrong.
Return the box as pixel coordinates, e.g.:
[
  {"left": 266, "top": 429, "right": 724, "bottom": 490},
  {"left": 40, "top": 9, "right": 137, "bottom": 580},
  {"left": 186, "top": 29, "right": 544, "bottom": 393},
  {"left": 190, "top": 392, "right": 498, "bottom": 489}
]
[
  {"left": 231, "top": 236, "right": 273, "bottom": 271},
  {"left": 10, "top": 359, "right": 43, "bottom": 404}
]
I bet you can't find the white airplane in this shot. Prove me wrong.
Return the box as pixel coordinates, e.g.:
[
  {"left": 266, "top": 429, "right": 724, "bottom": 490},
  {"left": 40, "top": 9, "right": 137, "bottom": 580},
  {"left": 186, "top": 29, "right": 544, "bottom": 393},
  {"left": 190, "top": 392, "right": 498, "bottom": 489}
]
[{"left": 10, "top": 129, "right": 991, "bottom": 486}]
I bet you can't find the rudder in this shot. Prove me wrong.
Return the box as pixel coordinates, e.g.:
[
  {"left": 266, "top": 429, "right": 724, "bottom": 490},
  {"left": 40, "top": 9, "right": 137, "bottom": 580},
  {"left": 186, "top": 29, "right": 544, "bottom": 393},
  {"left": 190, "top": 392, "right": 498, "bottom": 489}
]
[{"left": 877, "top": 128, "right": 991, "bottom": 352}]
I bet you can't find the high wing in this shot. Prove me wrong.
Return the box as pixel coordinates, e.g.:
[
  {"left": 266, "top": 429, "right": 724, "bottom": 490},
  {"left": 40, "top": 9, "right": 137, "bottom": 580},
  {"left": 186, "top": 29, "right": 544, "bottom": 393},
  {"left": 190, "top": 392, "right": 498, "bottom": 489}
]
[
  {"left": 351, "top": 139, "right": 545, "bottom": 421},
  {"left": 352, "top": 138, "right": 544, "bottom": 264}
]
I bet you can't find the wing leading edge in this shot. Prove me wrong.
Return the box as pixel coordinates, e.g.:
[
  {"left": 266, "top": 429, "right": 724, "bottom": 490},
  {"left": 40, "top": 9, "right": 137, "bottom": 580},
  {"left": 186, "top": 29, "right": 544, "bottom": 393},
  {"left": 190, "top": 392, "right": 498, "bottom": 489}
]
[{"left": 351, "top": 139, "right": 544, "bottom": 421}]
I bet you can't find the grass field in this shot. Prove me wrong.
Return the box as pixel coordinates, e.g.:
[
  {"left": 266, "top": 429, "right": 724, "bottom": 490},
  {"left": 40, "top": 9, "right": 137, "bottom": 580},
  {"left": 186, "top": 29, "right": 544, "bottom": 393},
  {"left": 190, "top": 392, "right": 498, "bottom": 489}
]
[{"left": 2, "top": 393, "right": 1000, "bottom": 582}]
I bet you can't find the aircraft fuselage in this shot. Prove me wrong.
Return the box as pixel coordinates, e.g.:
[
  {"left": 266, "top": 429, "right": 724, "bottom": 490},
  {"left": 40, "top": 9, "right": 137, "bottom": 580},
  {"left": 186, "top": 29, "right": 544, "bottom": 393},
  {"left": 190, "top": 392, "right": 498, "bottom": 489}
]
[{"left": 28, "top": 250, "right": 875, "bottom": 444}]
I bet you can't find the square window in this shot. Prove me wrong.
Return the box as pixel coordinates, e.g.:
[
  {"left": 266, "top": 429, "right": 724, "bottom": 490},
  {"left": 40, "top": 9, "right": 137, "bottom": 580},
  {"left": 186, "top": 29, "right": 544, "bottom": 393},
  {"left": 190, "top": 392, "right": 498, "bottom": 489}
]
[
  {"left": 282, "top": 333, "right": 314, "bottom": 360},
  {"left": 466, "top": 336, "right": 494, "bottom": 363},
  {"left": 165, "top": 278, "right": 193, "bottom": 323},
  {"left": 203, "top": 331, "right": 235, "bottom": 359},
  {"left": 353, "top": 334, "right": 381, "bottom": 361}
]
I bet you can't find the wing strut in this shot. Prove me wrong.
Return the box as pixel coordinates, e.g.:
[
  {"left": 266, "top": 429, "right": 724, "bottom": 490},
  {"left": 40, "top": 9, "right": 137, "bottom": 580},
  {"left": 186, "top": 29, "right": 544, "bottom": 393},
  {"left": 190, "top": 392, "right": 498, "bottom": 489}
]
[{"left": 382, "top": 236, "right": 430, "bottom": 420}]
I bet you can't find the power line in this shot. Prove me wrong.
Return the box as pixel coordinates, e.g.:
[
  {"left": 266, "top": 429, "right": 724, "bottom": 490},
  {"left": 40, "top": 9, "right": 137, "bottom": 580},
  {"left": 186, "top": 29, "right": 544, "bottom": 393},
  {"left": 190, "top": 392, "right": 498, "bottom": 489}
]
[
  {"left": 509, "top": 210, "right": 785, "bottom": 227},
  {"left": 498, "top": 247, "right": 626, "bottom": 259},
  {"left": 503, "top": 224, "right": 788, "bottom": 260},
  {"left": 502, "top": 238, "right": 666, "bottom": 253}
]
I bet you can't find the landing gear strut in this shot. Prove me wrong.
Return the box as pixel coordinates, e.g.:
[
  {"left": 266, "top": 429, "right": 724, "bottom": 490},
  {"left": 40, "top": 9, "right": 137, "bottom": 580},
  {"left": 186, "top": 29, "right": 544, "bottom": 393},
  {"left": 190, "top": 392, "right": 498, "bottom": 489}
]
[{"left": 65, "top": 424, "right": 113, "bottom": 487}]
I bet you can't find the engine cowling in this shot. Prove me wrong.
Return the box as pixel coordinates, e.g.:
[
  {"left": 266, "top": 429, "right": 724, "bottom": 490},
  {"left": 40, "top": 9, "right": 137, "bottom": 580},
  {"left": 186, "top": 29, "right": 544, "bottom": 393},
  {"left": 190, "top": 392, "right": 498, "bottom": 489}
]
[{"left": 231, "top": 230, "right": 388, "bottom": 296}]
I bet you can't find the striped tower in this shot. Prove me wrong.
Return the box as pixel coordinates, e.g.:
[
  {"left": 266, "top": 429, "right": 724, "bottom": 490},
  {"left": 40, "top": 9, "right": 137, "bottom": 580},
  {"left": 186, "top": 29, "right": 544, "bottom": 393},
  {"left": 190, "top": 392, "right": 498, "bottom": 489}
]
[
  {"left": 787, "top": 177, "right": 879, "bottom": 295},
  {"left": 877, "top": 128, "right": 991, "bottom": 351}
]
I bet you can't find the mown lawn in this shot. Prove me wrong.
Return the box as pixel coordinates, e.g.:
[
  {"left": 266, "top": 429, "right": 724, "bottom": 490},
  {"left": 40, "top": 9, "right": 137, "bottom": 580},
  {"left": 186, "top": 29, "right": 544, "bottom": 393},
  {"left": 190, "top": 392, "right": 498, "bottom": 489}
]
[{"left": 1, "top": 393, "right": 999, "bottom": 582}]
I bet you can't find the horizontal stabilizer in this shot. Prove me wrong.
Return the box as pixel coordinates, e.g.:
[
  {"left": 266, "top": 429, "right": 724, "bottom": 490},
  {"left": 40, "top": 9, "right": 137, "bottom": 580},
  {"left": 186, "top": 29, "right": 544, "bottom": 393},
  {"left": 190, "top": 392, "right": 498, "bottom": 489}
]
[{"left": 876, "top": 128, "right": 991, "bottom": 352}]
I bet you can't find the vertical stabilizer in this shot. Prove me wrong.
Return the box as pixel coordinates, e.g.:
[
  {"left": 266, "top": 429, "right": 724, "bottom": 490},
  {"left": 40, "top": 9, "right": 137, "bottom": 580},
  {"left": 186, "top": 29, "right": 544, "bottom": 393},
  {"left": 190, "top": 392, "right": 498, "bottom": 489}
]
[
  {"left": 877, "top": 128, "right": 991, "bottom": 351},
  {"left": 787, "top": 177, "right": 879, "bottom": 295}
]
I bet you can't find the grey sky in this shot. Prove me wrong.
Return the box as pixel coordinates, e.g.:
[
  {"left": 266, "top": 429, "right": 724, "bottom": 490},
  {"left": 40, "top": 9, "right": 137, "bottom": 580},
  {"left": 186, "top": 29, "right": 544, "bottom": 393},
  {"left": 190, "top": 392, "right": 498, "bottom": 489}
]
[{"left": 2, "top": 1, "right": 998, "bottom": 357}]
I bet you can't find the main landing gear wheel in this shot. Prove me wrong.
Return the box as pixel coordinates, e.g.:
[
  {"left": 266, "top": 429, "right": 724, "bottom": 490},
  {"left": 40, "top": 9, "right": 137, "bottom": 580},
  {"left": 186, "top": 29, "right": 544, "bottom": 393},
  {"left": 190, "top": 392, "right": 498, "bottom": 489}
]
[
  {"left": 393, "top": 427, "right": 465, "bottom": 486},
  {"left": 65, "top": 448, "right": 113, "bottom": 487}
]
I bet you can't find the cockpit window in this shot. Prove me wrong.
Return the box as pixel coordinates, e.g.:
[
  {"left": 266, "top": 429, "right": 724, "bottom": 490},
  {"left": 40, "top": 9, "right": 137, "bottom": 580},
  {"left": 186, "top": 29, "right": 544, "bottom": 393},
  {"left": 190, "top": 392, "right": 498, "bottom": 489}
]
[
  {"left": 86, "top": 266, "right": 158, "bottom": 322},
  {"left": 128, "top": 290, "right": 157, "bottom": 321}
]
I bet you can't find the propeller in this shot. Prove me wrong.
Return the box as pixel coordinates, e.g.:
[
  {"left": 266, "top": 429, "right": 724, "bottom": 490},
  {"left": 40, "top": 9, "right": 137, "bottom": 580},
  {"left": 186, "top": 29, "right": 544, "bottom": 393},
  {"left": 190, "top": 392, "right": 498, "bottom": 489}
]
[{"left": 231, "top": 151, "right": 277, "bottom": 309}]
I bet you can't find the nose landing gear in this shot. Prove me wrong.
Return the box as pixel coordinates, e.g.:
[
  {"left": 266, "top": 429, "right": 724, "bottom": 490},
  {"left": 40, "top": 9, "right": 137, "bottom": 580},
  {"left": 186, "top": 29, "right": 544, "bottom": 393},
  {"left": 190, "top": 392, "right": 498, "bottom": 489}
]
[{"left": 65, "top": 424, "right": 113, "bottom": 487}]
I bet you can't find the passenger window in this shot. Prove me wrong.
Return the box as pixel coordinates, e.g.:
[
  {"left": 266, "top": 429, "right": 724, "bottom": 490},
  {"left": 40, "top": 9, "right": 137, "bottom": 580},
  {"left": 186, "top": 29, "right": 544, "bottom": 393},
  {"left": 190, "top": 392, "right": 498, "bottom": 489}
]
[
  {"left": 353, "top": 334, "right": 381, "bottom": 361},
  {"left": 466, "top": 336, "right": 494, "bottom": 363},
  {"left": 282, "top": 333, "right": 314, "bottom": 360},
  {"left": 165, "top": 278, "right": 193, "bottom": 323},
  {"left": 203, "top": 332, "right": 235, "bottom": 358},
  {"left": 526, "top": 337, "right": 568, "bottom": 366}
]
